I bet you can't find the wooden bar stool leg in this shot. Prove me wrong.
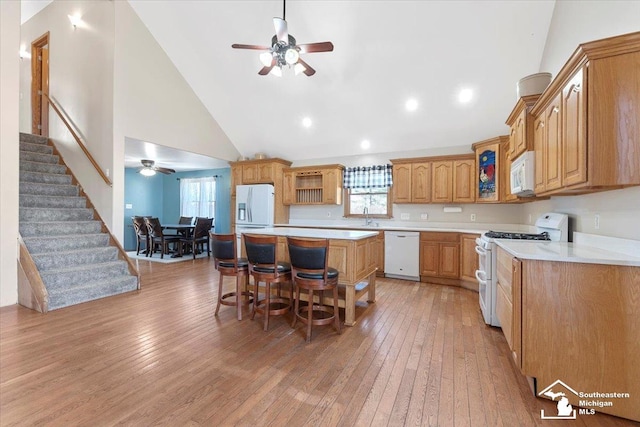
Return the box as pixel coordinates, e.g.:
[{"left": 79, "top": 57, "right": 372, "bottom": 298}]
[
  {"left": 307, "top": 289, "right": 313, "bottom": 343},
  {"left": 264, "top": 282, "right": 271, "bottom": 331},
  {"left": 251, "top": 280, "right": 259, "bottom": 321},
  {"left": 292, "top": 283, "right": 299, "bottom": 328},
  {"left": 236, "top": 275, "right": 242, "bottom": 321},
  {"left": 215, "top": 271, "right": 223, "bottom": 316},
  {"left": 334, "top": 286, "right": 340, "bottom": 333}
]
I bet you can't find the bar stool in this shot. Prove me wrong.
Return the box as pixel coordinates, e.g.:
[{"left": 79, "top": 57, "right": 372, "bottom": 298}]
[
  {"left": 211, "top": 233, "right": 252, "bottom": 321},
  {"left": 287, "top": 237, "right": 341, "bottom": 342},
  {"left": 244, "top": 234, "right": 293, "bottom": 331}
]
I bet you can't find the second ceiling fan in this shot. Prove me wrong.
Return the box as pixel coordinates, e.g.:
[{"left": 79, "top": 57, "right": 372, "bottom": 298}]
[{"left": 232, "top": 0, "right": 334, "bottom": 76}]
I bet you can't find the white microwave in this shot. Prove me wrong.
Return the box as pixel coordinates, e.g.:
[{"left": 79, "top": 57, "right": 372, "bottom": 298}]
[{"left": 510, "top": 151, "right": 536, "bottom": 197}]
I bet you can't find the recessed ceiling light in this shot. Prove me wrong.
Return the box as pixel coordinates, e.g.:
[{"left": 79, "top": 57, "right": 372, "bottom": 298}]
[
  {"left": 458, "top": 88, "right": 473, "bottom": 104},
  {"left": 302, "top": 117, "right": 312, "bottom": 128},
  {"left": 405, "top": 98, "right": 418, "bottom": 112},
  {"left": 361, "top": 139, "right": 371, "bottom": 150}
]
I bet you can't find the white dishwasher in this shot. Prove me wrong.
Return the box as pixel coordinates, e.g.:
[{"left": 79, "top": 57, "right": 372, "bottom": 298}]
[{"left": 384, "top": 231, "right": 420, "bottom": 281}]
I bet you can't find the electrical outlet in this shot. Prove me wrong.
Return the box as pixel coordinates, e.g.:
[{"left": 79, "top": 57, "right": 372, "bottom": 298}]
[
  {"left": 327, "top": 212, "right": 331, "bottom": 217},
  {"left": 420, "top": 213, "right": 428, "bottom": 220},
  {"left": 594, "top": 214, "right": 600, "bottom": 229},
  {"left": 528, "top": 214, "right": 532, "bottom": 224},
  {"left": 125, "top": 203, "right": 132, "bottom": 209},
  {"left": 401, "top": 213, "right": 410, "bottom": 220},
  {"left": 470, "top": 213, "right": 476, "bottom": 222}
]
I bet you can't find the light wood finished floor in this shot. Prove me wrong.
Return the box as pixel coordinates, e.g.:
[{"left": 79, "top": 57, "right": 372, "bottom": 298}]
[{"left": 1, "top": 257, "right": 637, "bottom": 426}]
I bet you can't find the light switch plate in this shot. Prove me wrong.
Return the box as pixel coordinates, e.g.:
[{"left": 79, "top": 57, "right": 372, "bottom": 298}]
[
  {"left": 401, "top": 213, "right": 410, "bottom": 220},
  {"left": 420, "top": 213, "right": 428, "bottom": 220},
  {"left": 125, "top": 204, "right": 132, "bottom": 209}
]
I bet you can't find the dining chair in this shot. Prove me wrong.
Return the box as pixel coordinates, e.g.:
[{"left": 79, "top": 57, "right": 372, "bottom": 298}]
[
  {"left": 180, "top": 217, "right": 212, "bottom": 259},
  {"left": 244, "top": 234, "right": 293, "bottom": 331},
  {"left": 145, "top": 217, "right": 181, "bottom": 259},
  {"left": 176, "top": 216, "right": 194, "bottom": 238},
  {"left": 131, "top": 216, "right": 149, "bottom": 255},
  {"left": 211, "top": 233, "right": 253, "bottom": 321},
  {"left": 287, "top": 237, "right": 341, "bottom": 342}
]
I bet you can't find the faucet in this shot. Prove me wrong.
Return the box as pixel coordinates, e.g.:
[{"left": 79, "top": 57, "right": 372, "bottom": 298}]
[{"left": 363, "top": 207, "right": 372, "bottom": 226}]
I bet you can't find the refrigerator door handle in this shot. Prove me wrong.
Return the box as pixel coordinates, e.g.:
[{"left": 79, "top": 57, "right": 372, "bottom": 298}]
[{"left": 247, "top": 187, "right": 253, "bottom": 222}]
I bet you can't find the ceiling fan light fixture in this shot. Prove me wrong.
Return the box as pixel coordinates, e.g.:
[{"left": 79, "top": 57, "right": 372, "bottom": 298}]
[
  {"left": 294, "top": 62, "right": 306, "bottom": 75},
  {"left": 140, "top": 168, "right": 156, "bottom": 177},
  {"left": 270, "top": 66, "right": 283, "bottom": 77},
  {"left": 284, "top": 48, "right": 299, "bottom": 65},
  {"left": 259, "top": 51, "right": 273, "bottom": 67}
]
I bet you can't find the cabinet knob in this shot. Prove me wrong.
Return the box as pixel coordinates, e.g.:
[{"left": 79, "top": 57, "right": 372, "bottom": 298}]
[
  {"left": 553, "top": 107, "right": 560, "bottom": 114},
  {"left": 573, "top": 85, "right": 581, "bottom": 93}
]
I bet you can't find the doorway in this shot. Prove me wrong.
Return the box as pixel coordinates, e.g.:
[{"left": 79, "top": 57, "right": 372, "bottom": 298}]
[{"left": 31, "top": 32, "right": 49, "bottom": 136}]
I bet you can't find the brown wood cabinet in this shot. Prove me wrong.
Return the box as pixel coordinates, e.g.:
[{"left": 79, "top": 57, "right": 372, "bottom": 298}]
[
  {"left": 459, "top": 233, "right": 480, "bottom": 288},
  {"left": 472, "top": 136, "right": 508, "bottom": 203},
  {"left": 531, "top": 32, "right": 640, "bottom": 196},
  {"left": 374, "top": 231, "right": 385, "bottom": 277},
  {"left": 495, "top": 247, "right": 522, "bottom": 370},
  {"left": 282, "top": 165, "right": 344, "bottom": 205},
  {"left": 391, "top": 154, "right": 475, "bottom": 204},
  {"left": 229, "top": 158, "right": 292, "bottom": 224},
  {"left": 506, "top": 95, "right": 540, "bottom": 160},
  {"left": 419, "top": 232, "right": 460, "bottom": 282}
]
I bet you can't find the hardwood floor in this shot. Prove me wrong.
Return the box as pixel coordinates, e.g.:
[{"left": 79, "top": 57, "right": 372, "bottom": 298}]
[{"left": 1, "top": 257, "right": 637, "bottom": 426}]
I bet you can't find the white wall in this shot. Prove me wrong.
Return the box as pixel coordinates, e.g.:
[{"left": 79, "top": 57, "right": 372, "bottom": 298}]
[
  {"left": 111, "top": 1, "right": 240, "bottom": 243},
  {"left": 0, "top": 0, "right": 21, "bottom": 306},
  {"left": 524, "top": 0, "right": 640, "bottom": 241},
  {"left": 20, "top": 0, "right": 116, "bottom": 228},
  {"left": 539, "top": 1, "right": 640, "bottom": 76}
]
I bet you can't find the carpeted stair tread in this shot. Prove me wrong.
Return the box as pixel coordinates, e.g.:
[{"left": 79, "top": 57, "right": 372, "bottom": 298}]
[
  {"left": 19, "top": 132, "right": 48, "bottom": 145},
  {"left": 19, "top": 194, "right": 86, "bottom": 209},
  {"left": 20, "top": 207, "right": 94, "bottom": 222},
  {"left": 20, "top": 181, "right": 79, "bottom": 197},
  {"left": 19, "top": 132, "right": 139, "bottom": 311},
  {"left": 40, "top": 261, "right": 131, "bottom": 290},
  {"left": 19, "top": 151, "right": 59, "bottom": 164},
  {"left": 20, "top": 160, "right": 67, "bottom": 175},
  {"left": 20, "top": 141, "right": 53, "bottom": 154},
  {"left": 19, "top": 220, "right": 103, "bottom": 237},
  {"left": 47, "top": 276, "right": 138, "bottom": 311},
  {"left": 20, "top": 170, "right": 72, "bottom": 185},
  {"left": 31, "top": 247, "right": 119, "bottom": 271},
  {"left": 23, "top": 233, "right": 110, "bottom": 254}
]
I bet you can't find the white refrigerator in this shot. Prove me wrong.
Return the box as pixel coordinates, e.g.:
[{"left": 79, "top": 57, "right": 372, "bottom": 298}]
[{"left": 235, "top": 184, "right": 275, "bottom": 256}]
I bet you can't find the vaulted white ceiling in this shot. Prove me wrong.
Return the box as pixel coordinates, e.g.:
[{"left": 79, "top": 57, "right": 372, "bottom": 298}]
[
  {"left": 128, "top": 0, "right": 555, "bottom": 164},
  {"left": 22, "top": 1, "right": 557, "bottom": 168}
]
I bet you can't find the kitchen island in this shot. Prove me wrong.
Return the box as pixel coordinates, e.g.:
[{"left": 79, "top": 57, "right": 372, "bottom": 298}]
[{"left": 240, "top": 227, "right": 379, "bottom": 326}]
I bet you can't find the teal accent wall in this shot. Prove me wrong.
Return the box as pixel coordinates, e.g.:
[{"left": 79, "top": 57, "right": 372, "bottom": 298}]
[
  {"left": 123, "top": 168, "right": 164, "bottom": 250},
  {"left": 123, "top": 167, "right": 231, "bottom": 250}
]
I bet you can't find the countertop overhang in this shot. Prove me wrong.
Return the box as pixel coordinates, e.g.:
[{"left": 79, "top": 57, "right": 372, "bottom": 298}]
[{"left": 240, "top": 227, "right": 379, "bottom": 240}]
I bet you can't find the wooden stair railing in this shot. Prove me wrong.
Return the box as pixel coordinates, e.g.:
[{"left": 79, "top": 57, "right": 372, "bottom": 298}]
[{"left": 43, "top": 93, "right": 112, "bottom": 187}]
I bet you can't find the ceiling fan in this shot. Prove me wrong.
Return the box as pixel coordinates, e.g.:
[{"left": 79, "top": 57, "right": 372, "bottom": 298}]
[
  {"left": 138, "top": 159, "right": 175, "bottom": 177},
  {"left": 231, "top": 0, "right": 334, "bottom": 76}
]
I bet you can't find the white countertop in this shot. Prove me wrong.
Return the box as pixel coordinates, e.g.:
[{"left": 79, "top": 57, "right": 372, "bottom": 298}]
[
  {"left": 242, "top": 227, "right": 379, "bottom": 240},
  {"left": 494, "top": 240, "right": 640, "bottom": 267},
  {"left": 276, "top": 223, "right": 489, "bottom": 235}
]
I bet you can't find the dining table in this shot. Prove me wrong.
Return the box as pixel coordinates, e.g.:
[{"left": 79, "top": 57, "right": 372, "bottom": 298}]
[{"left": 161, "top": 224, "right": 196, "bottom": 257}]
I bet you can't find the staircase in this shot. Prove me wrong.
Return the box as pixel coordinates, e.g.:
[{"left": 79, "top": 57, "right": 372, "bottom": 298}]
[{"left": 18, "top": 132, "right": 138, "bottom": 311}]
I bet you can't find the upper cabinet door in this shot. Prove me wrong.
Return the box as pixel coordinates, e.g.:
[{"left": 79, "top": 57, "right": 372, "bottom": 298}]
[
  {"left": 453, "top": 159, "right": 475, "bottom": 203},
  {"left": 392, "top": 163, "right": 412, "bottom": 203},
  {"left": 431, "top": 161, "right": 453, "bottom": 203},
  {"left": 411, "top": 162, "right": 431, "bottom": 203},
  {"left": 544, "top": 94, "right": 563, "bottom": 192},
  {"left": 562, "top": 67, "right": 587, "bottom": 187}
]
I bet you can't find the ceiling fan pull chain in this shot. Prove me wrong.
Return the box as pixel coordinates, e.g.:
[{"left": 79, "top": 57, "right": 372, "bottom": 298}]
[{"left": 283, "top": 0, "right": 286, "bottom": 21}]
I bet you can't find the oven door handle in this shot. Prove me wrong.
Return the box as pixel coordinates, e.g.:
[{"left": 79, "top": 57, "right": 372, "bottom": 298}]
[
  {"left": 475, "top": 245, "right": 487, "bottom": 256},
  {"left": 475, "top": 269, "right": 487, "bottom": 284}
]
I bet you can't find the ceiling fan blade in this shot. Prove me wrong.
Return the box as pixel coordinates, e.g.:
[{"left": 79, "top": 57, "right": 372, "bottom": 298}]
[
  {"left": 258, "top": 58, "right": 277, "bottom": 76},
  {"left": 231, "top": 44, "right": 271, "bottom": 50},
  {"left": 273, "top": 17, "right": 288, "bottom": 43},
  {"left": 155, "top": 167, "right": 176, "bottom": 175},
  {"left": 298, "top": 42, "right": 334, "bottom": 54},
  {"left": 297, "top": 58, "right": 316, "bottom": 76}
]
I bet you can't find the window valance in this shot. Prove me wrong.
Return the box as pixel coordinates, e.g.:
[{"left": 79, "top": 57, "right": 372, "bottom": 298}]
[{"left": 342, "top": 164, "right": 393, "bottom": 189}]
